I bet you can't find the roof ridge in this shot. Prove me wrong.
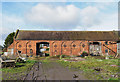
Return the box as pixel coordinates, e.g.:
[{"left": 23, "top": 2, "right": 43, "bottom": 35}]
[{"left": 19, "top": 30, "right": 116, "bottom": 32}]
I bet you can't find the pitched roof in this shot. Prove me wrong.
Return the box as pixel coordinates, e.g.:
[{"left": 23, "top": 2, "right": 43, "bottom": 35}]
[{"left": 15, "top": 30, "right": 120, "bottom": 41}]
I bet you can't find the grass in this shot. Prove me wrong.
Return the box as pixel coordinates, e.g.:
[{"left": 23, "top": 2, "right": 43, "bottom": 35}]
[
  {"left": 58, "top": 56, "right": 119, "bottom": 80},
  {"left": 0, "top": 52, "right": 4, "bottom": 54},
  {"left": 39, "top": 57, "right": 51, "bottom": 63},
  {"left": 1, "top": 59, "right": 37, "bottom": 74},
  {"left": 1, "top": 59, "right": 37, "bottom": 80}
]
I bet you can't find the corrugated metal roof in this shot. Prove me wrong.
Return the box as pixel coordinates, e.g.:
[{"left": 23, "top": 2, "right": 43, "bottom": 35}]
[{"left": 15, "top": 30, "right": 120, "bottom": 41}]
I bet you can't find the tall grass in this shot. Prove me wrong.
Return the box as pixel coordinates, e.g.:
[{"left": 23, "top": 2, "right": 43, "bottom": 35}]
[{"left": 58, "top": 56, "right": 119, "bottom": 80}]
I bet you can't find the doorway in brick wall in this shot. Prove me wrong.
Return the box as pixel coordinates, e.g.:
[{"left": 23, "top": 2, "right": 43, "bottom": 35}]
[
  {"left": 89, "top": 42, "right": 101, "bottom": 56},
  {"left": 36, "top": 42, "right": 49, "bottom": 57}
]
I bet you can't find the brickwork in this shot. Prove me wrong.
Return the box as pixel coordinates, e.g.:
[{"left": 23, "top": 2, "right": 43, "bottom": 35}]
[{"left": 8, "top": 40, "right": 117, "bottom": 56}]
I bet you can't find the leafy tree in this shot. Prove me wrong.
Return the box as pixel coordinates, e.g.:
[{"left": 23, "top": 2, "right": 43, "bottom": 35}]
[{"left": 3, "top": 32, "right": 15, "bottom": 49}]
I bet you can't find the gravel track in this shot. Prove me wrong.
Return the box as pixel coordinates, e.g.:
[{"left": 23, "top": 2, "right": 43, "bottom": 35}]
[{"left": 22, "top": 61, "right": 87, "bottom": 80}]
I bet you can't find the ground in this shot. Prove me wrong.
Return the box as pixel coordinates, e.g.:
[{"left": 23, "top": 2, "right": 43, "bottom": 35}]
[
  {"left": 1, "top": 56, "right": 119, "bottom": 80},
  {"left": 23, "top": 61, "right": 86, "bottom": 80}
]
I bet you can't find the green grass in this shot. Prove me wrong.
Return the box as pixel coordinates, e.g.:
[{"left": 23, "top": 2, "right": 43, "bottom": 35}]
[
  {"left": 58, "top": 56, "right": 119, "bottom": 80},
  {"left": 1, "top": 59, "right": 37, "bottom": 74},
  {"left": 40, "top": 57, "right": 50, "bottom": 63},
  {"left": 0, "top": 52, "right": 4, "bottom": 54}
]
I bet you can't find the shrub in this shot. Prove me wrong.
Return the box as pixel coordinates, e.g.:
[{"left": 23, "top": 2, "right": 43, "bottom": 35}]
[
  {"left": 81, "top": 51, "right": 88, "bottom": 57},
  {"left": 83, "top": 51, "right": 87, "bottom": 54},
  {"left": 45, "top": 53, "right": 49, "bottom": 56},
  {"left": 30, "top": 55, "right": 33, "bottom": 57},
  {"left": 61, "top": 55, "right": 65, "bottom": 58},
  {"left": 2, "top": 52, "right": 4, "bottom": 55},
  {"left": 56, "top": 55, "right": 60, "bottom": 58},
  {"left": 109, "top": 55, "right": 114, "bottom": 59},
  {"left": 46, "top": 48, "right": 49, "bottom": 51},
  {"left": 61, "top": 55, "right": 70, "bottom": 58}
]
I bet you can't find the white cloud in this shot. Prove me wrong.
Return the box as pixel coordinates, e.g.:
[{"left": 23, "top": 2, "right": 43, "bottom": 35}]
[
  {"left": 2, "top": 14, "right": 24, "bottom": 32},
  {"left": 2, "top": 14, "right": 25, "bottom": 35},
  {"left": 80, "top": 6, "right": 100, "bottom": 28},
  {"left": 1, "top": 14, "right": 25, "bottom": 45},
  {"left": 85, "top": 13, "right": 118, "bottom": 31},
  {"left": 25, "top": 4, "right": 79, "bottom": 28},
  {"left": 25, "top": 4, "right": 101, "bottom": 30},
  {"left": 73, "top": 13, "right": 118, "bottom": 31},
  {"left": 0, "top": 40, "right": 4, "bottom": 46}
]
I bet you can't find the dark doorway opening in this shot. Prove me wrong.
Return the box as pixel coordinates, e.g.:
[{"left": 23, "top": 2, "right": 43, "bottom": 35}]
[
  {"left": 36, "top": 42, "right": 49, "bottom": 57},
  {"left": 93, "top": 42, "right": 99, "bottom": 45}
]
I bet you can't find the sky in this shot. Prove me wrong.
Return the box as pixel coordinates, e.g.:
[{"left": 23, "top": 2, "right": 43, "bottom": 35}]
[{"left": 0, "top": 0, "right": 119, "bottom": 46}]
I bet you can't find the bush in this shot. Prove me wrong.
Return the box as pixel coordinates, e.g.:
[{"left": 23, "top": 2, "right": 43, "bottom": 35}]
[
  {"left": 81, "top": 51, "right": 88, "bottom": 57},
  {"left": 46, "top": 48, "right": 49, "bottom": 51},
  {"left": 61, "top": 55, "right": 65, "bottom": 58},
  {"left": 56, "top": 55, "right": 60, "bottom": 58},
  {"left": 45, "top": 53, "right": 49, "bottom": 56},
  {"left": 29, "top": 55, "right": 33, "bottom": 57},
  {"left": 61, "top": 55, "right": 70, "bottom": 58},
  {"left": 109, "top": 55, "right": 114, "bottom": 59},
  {"left": 2, "top": 52, "right": 4, "bottom": 55}
]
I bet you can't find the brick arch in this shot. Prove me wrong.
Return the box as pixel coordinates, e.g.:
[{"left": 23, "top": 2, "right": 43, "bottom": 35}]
[
  {"left": 15, "top": 41, "right": 19, "bottom": 55},
  {"left": 17, "top": 42, "right": 23, "bottom": 54},
  {"left": 61, "top": 41, "right": 72, "bottom": 56},
  {"left": 26, "top": 41, "right": 30, "bottom": 56},
  {"left": 70, "top": 41, "right": 75, "bottom": 55},
  {"left": 17, "top": 42, "right": 22, "bottom": 48},
  {"left": 79, "top": 42, "right": 83, "bottom": 54},
  {"left": 27, "top": 41, "right": 35, "bottom": 56},
  {"left": 79, "top": 41, "right": 89, "bottom": 54},
  {"left": 27, "top": 42, "right": 32, "bottom": 48},
  {"left": 52, "top": 41, "right": 60, "bottom": 56},
  {"left": 61, "top": 41, "right": 65, "bottom": 55},
  {"left": 52, "top": 41, "right": 55, "bottom": 56},
  {"left": 71, "top": 41, "right": 81, "bottom": 56}
]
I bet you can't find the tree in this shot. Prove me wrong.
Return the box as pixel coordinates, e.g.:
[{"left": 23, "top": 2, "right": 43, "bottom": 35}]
[
  {"left": 3, "top": 32, "right": 15, "bottom": 49},
  {"left": 0, "top": 45, "right": 3, "bottom": 50}
]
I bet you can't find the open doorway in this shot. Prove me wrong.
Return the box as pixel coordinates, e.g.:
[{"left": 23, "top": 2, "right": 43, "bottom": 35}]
[
  {"left": 89, "top": 42, "right": 101, "bottom": 56},
  {"left": 36, "top": 42, "right": 49, "bottom": 57}
]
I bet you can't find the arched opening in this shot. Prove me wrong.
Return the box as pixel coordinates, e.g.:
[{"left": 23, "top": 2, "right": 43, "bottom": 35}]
[
  {"left": 89, "top": 42, "right": 101, "bottom": 56},
  {"left": 36, "top": 42, "right": 49, "bottom": 57}
]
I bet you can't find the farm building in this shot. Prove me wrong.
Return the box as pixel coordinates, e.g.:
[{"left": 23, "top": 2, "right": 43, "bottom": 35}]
[{"left": 7, "top": 30, "right": 120, "bottom": 57}]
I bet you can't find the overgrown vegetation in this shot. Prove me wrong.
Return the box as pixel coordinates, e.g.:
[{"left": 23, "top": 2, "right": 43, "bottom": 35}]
[
  {"left": 50, "top": 55, "right": 70, "bottom": 59},
  {"left": 58, "top": 56, "right": 119, "bottom": 80},
  {"left": 39, "top": 57, "right": 50, "bottom": 63},
  {"left": 1, "top": 59, "right": 37, "bottom": 73},
  {"left": 1, "top": 59, "right": 37, "bottom": 80},
  {"left": 46, "top": 48, "right": 49, "bottom": 51}
]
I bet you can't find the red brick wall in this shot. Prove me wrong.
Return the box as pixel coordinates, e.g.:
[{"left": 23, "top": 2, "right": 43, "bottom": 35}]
[{"left": 12, "top": 40, "right": 117, "bottom": 56}]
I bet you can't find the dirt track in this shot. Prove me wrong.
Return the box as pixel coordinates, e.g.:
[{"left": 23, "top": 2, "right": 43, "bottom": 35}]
[{"left": 22, "top": 61, "right": 87, "bottom": 80}]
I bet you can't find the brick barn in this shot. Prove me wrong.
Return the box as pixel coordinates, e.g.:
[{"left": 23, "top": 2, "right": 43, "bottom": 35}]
[{"left": 8, "top": 30, "right": 120, "bottom": 57}]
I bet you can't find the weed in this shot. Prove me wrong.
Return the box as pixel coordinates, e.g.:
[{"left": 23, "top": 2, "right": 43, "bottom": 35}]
[
  {"left": 58, "top": 56, "right": 119, "bottom": 80},
  {"left": 0, "top": 60, "right": 36, "bottom": 74}
]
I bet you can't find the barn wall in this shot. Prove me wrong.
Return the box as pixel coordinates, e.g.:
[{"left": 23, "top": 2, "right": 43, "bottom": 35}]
[{"left": 12, "top": 40, "right": 117, "bottom": 56}]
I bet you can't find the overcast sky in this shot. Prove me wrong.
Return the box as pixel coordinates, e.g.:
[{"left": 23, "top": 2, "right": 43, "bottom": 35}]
[{"left": 0, "top": 0, "right": 119, "bottom": 46}]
